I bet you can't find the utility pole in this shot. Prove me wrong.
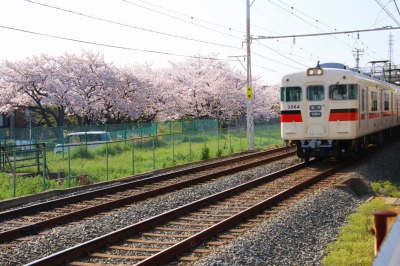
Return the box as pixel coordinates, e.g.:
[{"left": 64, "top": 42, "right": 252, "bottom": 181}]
[
  {"left": 352, "top": 48, "right": 364, "bottom": 70},
  {"left": 246, "top": 0, "right": 254, "bottom": 150}
]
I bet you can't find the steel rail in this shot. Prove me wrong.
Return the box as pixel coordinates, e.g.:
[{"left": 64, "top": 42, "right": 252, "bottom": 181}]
[
  {"left": 0, "top": 147, "right": 295, "bottom": 243},
  {"left": 0, "top": 146, "right": 293, "bottom": 221},
  {"left": 25, "top": 160, "right": 322, "bottom": 266}
]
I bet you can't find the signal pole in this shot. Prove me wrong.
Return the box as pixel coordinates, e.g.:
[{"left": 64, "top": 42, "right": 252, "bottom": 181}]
[{"left": 246, "top": 0, "right": 254, "bottom": 150}]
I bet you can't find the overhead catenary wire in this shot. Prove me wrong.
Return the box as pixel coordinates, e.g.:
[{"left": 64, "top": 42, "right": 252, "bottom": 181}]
[
  {"left": 0, "top": 25, "right": 237, "bottom": 62},
  {"left": 23, "top": 0, "right": 243, "bottom": 50},
  {"left": 133, "top": 0, "right": 244, "bottom": 35},
  {"left": 6, "top": 0, "right": 395, "bottom": 81},
  {"left": 121, "top": 0, "right": 244, "bottom": 41},
  {"left": 23, "top": 0, "right": 311, "bottom": 72},
  {"left": 265, "top": 0, "right": 389, "bottom": 62}
]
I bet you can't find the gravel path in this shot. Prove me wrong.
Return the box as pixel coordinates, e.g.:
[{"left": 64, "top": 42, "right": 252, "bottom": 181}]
[{"left": 1, "top": 141, "right": 399, "bottom": 265}]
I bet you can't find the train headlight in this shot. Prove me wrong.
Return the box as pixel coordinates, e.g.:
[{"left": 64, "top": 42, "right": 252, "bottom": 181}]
[
  {"left": 310, "top": 112, "right": 322, "bottom": 117},
  {"left": 307, "top": 67, "right": 323, "bottom": 76}
]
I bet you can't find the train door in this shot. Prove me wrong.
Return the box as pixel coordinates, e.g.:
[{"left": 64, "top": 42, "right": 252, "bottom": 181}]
[
  {"left": 360, "top": 87, "right": 367, "bottom": 132},
  {"left": 391, "top": 91, "right": 394, "bottom": 125},
  {"left": 380, "top": 90, "right": 383, "bottom": 128},
  {"left": 365, "top": 87, "right": 370, "bottom": 132},
  {"left": 359, "top": 87, "right": 362, "bottom": 128},
  {"left": 304, "top": 84, "right": 328, "bottom": 137}
]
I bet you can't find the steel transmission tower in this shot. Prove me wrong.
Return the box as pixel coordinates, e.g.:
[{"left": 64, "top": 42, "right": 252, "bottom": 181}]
[
  {"left": 388, "top": 33, "right": 394, "bottom": 63},
  {"left": 352, "top": 48, "right": 364, "bottom": 70}
]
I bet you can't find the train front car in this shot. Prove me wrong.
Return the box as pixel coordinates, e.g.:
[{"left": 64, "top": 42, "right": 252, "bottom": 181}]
[{"left": 280, "top": 63, "right": 360, "bottom": 161}]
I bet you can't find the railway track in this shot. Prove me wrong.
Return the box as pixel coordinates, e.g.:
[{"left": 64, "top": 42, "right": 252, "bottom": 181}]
[
  {"left": 0, "top": 146, "right": 296, "bottom": 245},
  {"left": 26, "top": 158, "right": 352, "bottom": 266}
]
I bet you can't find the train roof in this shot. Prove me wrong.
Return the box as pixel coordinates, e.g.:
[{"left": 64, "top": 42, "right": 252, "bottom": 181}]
[
  {"left": 318, "top": 62, "right": 391, "bottom": 82},
  {"left": 282, "top": 62, "right": 399, "bottom": 87}
]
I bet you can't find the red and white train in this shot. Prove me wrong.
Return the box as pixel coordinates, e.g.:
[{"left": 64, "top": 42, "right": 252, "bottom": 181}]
[{"left": 280, "top": 62, "right": 400, "bottom": 160}]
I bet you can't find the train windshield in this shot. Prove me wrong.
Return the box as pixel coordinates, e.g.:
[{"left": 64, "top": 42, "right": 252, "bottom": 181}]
[
  {"left": 280, "top": 86, "right": 302, "bottom": 102},
  {"left": 329, "top": 84, "right": 358, "bottom": 100},
  {"left": 306, "top": 85, "right": 324, "bottom": 101}
]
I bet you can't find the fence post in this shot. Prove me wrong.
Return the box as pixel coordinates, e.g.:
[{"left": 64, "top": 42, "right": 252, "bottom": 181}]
[
  {"left": 106, "top": 140, "right": 109, "bottom": 181},
  {"left": 172, "top": 133, "right": 174, "bottom": 165},
  {"left": 33, "top": 127, "right": 37, "bottom": 144},
  {"left": 132, "top": 139, "right": 135, "bottom": 175},
  {"left": 203, "top": 126, "right": 206, "bottom": 148},
  {"left": 36, "top": 143, "right": 40, "bottom": 174},
  {"left": 42, "top": 145, "right": 46, "bottom": 191},
  {"left": 13, "top": 149, "right": 16, "bottom": 198},
  {"left": 234, "top": 125, "right": 238, "bottom": 150},
  {"left": 189, "top": 132, "right": 192, "bottom": 162},
  {"left": 152, "top": 136, "right": 155, "bottom": 170},
  {"left": 217, "top": 127, "right": 220, "bottom": 154},
  {"left": 124, "top": 123, "right": 127, "bottom": 144},
  {"left": 68, "top": 146, "right": 71, "bottom": 187}
]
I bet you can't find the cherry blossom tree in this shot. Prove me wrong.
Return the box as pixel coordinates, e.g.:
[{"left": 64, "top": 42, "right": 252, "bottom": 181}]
[
  {"left": 160, "top": 55, "right": 246, "bottom": 120},
  {"left": 0, "top": 50, "right": 279, "bottom": 127},
  {"left": 253, "top": 84, "right": 280, "bottom": 120},
  {"left": 0, "top": 54, "right": 67, "bottom": 127},
  {"left": 56, "top": 51, "right": 118, "bottom": 124}
]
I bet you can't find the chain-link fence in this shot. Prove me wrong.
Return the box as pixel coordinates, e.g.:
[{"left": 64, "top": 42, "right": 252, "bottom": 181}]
[
  {"left": 0, "top": 119, "right": 219, "bottom": 148},
  {"left": 0, "top": 118, "right": 281, "bottom": 200}
]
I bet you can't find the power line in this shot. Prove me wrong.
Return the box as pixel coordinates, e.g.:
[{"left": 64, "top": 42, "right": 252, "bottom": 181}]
[
  {"left": 23, "top": 0, "right": 243, "bottom": 50},
  {"left": 0, "top": 25, "right": 236, "bottom": 62},
  {"left": 267, "top": 0, "right": 387, "bottom": 61},
  {"left": 121, "top": 0, "right": 244, "bottom": 41},
  {"left": 134, "top": 0, "right": 244, "bottom": 35},
  {"left": 252, "top": 42, "right": 308, "bottom": 68},
  {"left": 394, "top": 0, "right": 400, "bottom": 16},
  {"left": 375, "top": 0, "right": 400, "bottom": 26}
]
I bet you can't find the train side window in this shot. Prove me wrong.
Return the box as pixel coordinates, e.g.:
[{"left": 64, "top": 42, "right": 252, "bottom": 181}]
[
  {"left": 371, "top": 91, "right": 378, "bottom": 111},
  {"left": 329, "top": 84, "right": 357, "bottom": 100},
  {"left": 280, "top": 87, "right": 302, "bottom": 102},
  {"left": 384, "top": 93, "right": 389, "bottom": 111},
  {"left": 348, "top": 84, "right": 358, "bottom": 99},
  {"left": 361, "top": 89, "right": 365, "bottom": 111},
  {"left": 306, "top": 85, "right": 324, "bottom": 101}
]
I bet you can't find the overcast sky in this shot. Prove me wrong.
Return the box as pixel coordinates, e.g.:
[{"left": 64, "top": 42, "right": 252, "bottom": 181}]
[{"left": 1, "top": 0, "right": 399, "bottom": 84}]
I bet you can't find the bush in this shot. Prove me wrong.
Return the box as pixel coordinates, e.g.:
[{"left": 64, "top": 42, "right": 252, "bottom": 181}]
[
  {"left": 70, "top": 146, "right": 95, "bottom": 159},
  {"left": 201, "top": 146, "right": 210, "bottom": 160},
  {"left": 371, "top": 180, "right": 400, "bottom": 197},
  {"left": 133, "top": 136, "right": 167, "bottom": 148},
  {"left": 95, "top": 143, "right": 129, "bottom": 156}
]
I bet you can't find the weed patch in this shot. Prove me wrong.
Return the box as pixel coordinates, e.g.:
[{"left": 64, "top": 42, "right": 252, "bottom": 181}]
[{"left": 322, "top": 199, "right": 390, "bottom": 266}]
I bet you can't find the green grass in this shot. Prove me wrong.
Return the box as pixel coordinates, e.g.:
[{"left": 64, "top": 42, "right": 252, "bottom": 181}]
[
  {"left": 323, "top": 178, "right": 400, "bottom": 266},
  {"left": 0, "top": 172, "right": 71, "bottom": 200},
  {"left": 322, "top": 199, "right": 390, "bottom": 266},
  {"left": 0, "top": 127, "right": 283, "bottom": 199},
  {"left": 371, "top": 180, "right": 400, "bottom": 197}
]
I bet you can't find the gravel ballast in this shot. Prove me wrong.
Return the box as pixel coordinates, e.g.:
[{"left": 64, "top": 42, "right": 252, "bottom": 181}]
[
  {"left": 193, "top": 188, "right": 361, "bottom": 266},
  {"left": 1, "top": 141, "right": 399, "bottom": 265}
]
